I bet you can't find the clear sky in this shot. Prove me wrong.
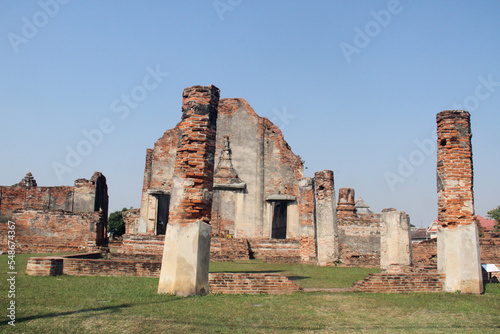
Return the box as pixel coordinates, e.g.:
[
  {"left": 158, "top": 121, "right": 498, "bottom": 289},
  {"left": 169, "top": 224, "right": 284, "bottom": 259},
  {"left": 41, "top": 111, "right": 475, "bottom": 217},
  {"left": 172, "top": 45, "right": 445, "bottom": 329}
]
[{"left": 1, "top": 0, "right": 499, "bottom": 227}]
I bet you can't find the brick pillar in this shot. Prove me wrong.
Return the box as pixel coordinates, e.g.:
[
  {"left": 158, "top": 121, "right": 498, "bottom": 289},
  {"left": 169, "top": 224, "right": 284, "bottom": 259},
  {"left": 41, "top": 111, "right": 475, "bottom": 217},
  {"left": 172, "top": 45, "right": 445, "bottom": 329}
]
[
  {"left": 337, "top": 188, "right": 356, "bottom": 220},
  {"left": 168, "top": 85, "right": 220, "bottom": 225},
  {"left": 298, "top": 177, "right": 316, "bottom": 261},
  {"left": 314, "top": 170, "right": 339, "bottom": 266},
  {"left": 436, "top": 110, "right": 482, "bottom": 294},
  {"left": 158, "top": 85, "right": 219, "bottom": 296}
]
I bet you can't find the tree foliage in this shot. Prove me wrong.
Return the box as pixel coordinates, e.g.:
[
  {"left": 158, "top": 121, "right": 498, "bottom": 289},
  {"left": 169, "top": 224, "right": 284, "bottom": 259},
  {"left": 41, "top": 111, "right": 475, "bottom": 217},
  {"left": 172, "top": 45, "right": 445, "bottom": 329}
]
[
  {"left": 108, "top": 207, "right": 130, "bottom": 237},
  {"left": 487, "top": 205, "right": 500, "bottom": 231}
]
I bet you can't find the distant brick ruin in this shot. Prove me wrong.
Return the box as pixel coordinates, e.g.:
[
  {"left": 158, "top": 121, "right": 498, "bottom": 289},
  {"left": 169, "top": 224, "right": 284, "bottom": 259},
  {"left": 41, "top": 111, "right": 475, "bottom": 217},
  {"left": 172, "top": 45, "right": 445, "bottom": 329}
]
[{"left": 0, "top": 172, "right": 108, "bottom": 253}]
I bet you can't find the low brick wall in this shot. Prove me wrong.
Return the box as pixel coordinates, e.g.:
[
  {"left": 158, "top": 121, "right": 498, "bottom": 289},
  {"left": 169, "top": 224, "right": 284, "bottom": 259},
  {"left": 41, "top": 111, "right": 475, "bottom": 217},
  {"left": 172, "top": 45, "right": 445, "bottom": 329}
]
[
  {"left": 63, "top": 259, "right": 161, "bottom": 277},
  {"left": 210, "top": 238, "right": 250, "bottom": 261},
  {"left": 108, "top": 252, "right": 161, "bottom": 261},
  {"left": 26, "top": 255, "right": 302, "bottom": 294},
  {"left": 209, "top": 273, "right": 302, "bottom": 294},
  {"left": 26, "top": 257, "right": 64, "bottom": 276},
  {"left": 248, "top": 239, "right": 302, "bottom": 263},
  {"left": 353, "top": 266, "right": 445, "bottom": 293},
  {"left": 413, "top": 237, "right": 500, "bottom": 281},
  {"left": 118, "top": 234, "right": 165, "bottom": 255},
  {"left": 26, "top": 253, "right": 161, "bottom": 278}
]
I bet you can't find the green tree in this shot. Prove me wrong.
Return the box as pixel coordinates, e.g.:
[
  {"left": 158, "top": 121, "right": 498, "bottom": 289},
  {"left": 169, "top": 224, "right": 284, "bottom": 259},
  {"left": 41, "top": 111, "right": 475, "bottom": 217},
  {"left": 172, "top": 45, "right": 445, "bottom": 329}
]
[
  {"left": 487, "top": 205, "right": 500, "bottom": 231},
  {"left": 108, "top": 207, "right": 130, "bottom": 237}
]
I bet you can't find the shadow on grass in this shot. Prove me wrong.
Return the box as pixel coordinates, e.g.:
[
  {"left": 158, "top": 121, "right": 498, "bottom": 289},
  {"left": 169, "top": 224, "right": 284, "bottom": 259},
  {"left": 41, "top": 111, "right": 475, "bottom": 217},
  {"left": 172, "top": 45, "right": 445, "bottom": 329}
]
[
  {"left": 0, "top": 298, "right": 183, "bottom": 326},
  {"left": 287, "top": 275, "right": 310, "bottom": 282}
]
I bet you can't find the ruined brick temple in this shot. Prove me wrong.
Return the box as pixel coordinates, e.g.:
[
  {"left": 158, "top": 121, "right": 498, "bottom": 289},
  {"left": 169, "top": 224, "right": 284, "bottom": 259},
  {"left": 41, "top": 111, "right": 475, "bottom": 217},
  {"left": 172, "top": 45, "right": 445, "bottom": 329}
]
[
  {"left": 122, "top": 85, "right": 387, "bottom": 267},
  {"left": 0, "top": 172, "right": 109, "bottom": 253},
  {"left": 16, "top": 86, "right": 499, "bottom": 295}
]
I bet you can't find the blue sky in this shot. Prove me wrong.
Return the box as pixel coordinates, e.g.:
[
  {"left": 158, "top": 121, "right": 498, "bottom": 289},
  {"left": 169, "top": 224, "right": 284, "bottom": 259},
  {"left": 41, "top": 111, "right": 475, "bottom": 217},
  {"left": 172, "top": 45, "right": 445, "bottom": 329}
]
[{"left": 1, "top": 0, "right": 499, "bottom": 227}]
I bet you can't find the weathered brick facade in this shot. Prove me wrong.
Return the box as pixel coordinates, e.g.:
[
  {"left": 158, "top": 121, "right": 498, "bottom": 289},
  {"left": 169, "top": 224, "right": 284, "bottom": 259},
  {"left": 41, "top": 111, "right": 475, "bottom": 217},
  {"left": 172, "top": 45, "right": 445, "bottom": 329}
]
[
  {"left": 124, "top": 86, "right": 394, "bottom": 267},
  {"left": 0, "top": 172, "right": 108, "bottom": 253},
  {"left": 1, "top": 209, "right": 106, "bottom": 253}
]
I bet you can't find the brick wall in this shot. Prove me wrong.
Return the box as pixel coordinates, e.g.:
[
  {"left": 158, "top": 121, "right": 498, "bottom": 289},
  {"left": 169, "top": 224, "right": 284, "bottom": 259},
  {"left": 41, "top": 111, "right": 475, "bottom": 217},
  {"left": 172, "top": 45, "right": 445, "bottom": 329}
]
[
  {"left": 0, "top": 172, "right": 107, "bottom": 223},
  {"left": 413, "top": 238, "right": 500, "bottom": 281},
  {"left": 248, "top": 239, "right": 302, "bottom": 263},
  {"left": 118, "top": 234, "right": 165, "bottom": 254},
  {"left": 210, "top": 238, "right": 250, "bottom": 261},
  {"left": 26, "top": 257, "right": 64, "bottom": 276},
  {"left": 299, "top": 236, "right": 317, "bottom": 263},
  {"left": 412, "top": 239, "right": 437, "bottom": 267},
  {"left": 353, "top": 266, "right": 445, "bottom": 293},
  {"left": 62, "top": 259, "right": 161, "bottom": 277},
  {"left": 338, "top": 215, "right": 381, "bottom": 267},
  {"left": 123, "top": 209, "right": 140, "bottom": 235},
  {"left": 0, "top": 209, "right": 106, "bottom": 253},
  {"left": 26, "top": 254, "right": 161, "bottom": 277},
  {"left": 209, "top": 273, "right": 302, "bottom": 294},
  {"left": 0, "top": 186, "right": 74, "bottom": 223},
  {"left": 298, "top": 178, "right": 316, "bottom": 261}
]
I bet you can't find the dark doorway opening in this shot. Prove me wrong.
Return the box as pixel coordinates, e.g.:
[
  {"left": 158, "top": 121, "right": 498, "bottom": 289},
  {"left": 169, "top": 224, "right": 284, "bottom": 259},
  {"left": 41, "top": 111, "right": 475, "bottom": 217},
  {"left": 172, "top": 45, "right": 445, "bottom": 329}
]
[
  {"left": 271, "top": 201, "right": 287, "bottom": 239},
  {"left": 156, "top": 195, "right": 169, "bottom": 235}
]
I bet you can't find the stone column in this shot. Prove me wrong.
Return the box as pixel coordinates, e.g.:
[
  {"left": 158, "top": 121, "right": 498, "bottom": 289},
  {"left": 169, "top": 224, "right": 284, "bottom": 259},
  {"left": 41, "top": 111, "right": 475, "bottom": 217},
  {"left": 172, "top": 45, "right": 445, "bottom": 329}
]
[
  {"left": 314, "top": 170, "right": 339, "bottom": 266},
  {"left": 436, "top": 110, "right": 483, "bottom": 294},
  {"left": 158, "top": 85, "right": 219, "bottom": 296},
  {"left": 337, "top": 188, "right": 356, "bottom": 220},
  {"left": 380, "top": 211, "right": 412, "bottom": 270}
]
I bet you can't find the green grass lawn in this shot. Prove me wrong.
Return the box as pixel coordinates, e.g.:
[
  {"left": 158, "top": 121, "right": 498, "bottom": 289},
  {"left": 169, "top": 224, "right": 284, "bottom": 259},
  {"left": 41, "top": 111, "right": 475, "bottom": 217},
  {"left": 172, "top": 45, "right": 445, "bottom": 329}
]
[{"left": 1, "top": 254, "right": 499, "bottom": 333}]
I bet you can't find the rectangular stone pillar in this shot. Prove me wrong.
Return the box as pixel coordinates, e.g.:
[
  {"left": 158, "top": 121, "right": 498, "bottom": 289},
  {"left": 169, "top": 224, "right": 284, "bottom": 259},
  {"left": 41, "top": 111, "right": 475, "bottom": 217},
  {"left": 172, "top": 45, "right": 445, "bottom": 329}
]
[
  {"left": 380, "top": 210, "right": 412, "bottom": 269},
  {"left": 159, "top": 221, "right": 212, "bottom": 296},
  {"left": 158, "top": 85, "right": 219, "bottom": 296},
  {"left": 437, "top": 224, "right": 482, "bottom": 293},
  {"left": 436, "top": 110, "right": 483, "bottom": 294},
  {"left": 314, "top": 170, "right": 339, "bottom": 266}
]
